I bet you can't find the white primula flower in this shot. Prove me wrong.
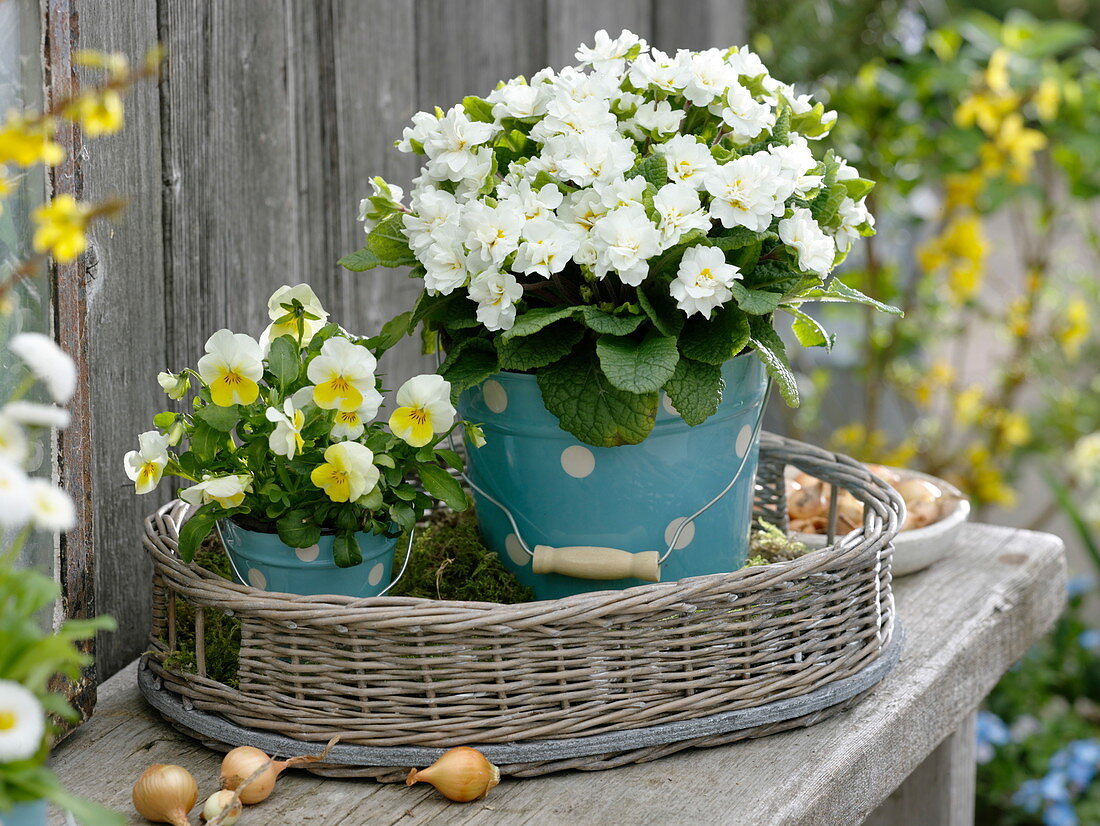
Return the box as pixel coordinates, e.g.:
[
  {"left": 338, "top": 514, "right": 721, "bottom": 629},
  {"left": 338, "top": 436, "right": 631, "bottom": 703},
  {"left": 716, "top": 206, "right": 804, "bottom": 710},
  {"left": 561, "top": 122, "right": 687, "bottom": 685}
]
[
  {"left": 4, "top": 401, "right": 71, "bottom": 430},
  {"left": 533, "top": 97, "right": 618, "bottom": 143},
  {"left": 705, "top": 154, "right": 785, "bottom": 232},
  {"left": 180, "top": 474, "right": 253, "bottom": 509},
  {"left": 261, "top": 283, "right": 329, "bottom": 349},
  {"left": 593, "top": 176, "right": 647, "bottom": 211},
  {"left": 157, "top": 370, "right": 190, "bottom": 400},
  {"left": 663, "top": 135, "right": 718, "bottom": 190},
  {"left": 631, "top": 100, "right": 685, "bottom": 135},
  {"left": 726, "top": 47, "right": 771, "bottom": 80},
  {"left": 123, "top": 430, "right": 170, "bottom": 494},
  {"left": 330, "top": 396, "right": 378, "bottom": 441},
  {"left": 575, "top": 28, "right": 648, "bottom": 74},
  {"left": 488, "top": 80, "right": 548, "bottom": 120},
  {"left": 311, "top": 441, "right": 379, "bottom": 503},
  {"left": 265, "top": 399, "right": 305, "bottom": 459},
  {"left": 423, "top": 104, "right": 498, "bottom": 179},
  {"left": 357, "top": 178, "right": 405, "bottom": 231},
  {"left": 514, "top": 218, "right": 583, "bottom": 278},
  {"left": 0, "top": 412, "right": 27, "bottom": 463},
  {"left": 834, "top": 197, "right": 875, "bottom": 253},
  {"left": 0, "top": 680, "right": 45, "bottom": 763},
  {"left": 556, "top": 131, "right": 636, "bottom": 187},
  {"left": 769, "top": 137, "right": 823, "bottom": 200},
  {"left": 9, "top": 332, "right": 76, "bottom": 405},
  {"left": 551, "top": 65, "right": 620, "bottom": 104},
  {"left": 468, "top": 270, "right": 524, "bottom": 332},
  {"left": 670, "top": 246, "right": 743, "bottom": 319},
  {"left": 653, "top": 183, "right": 711, "bottom": 247},
  {"left": 403, "top": 188, "right": 460, "bottom": 252},
  {"left": 423, "top": 237, "right": 473, "bottom": 296},
  {"left": 628, "top": 48, "right": 685, "bottom": 93},
  {"left": 454, "top": 146, "right": 495, "bottom": 200},
  {"left": 779, "top": 207, "right": 836, "bottom": 276},
  {"left": 678, "top": 48, "right": 739, "bottom": 106},
  {"left": 463, "top": 200, "right": 526, "bottom": 265},
  {"left": 28, "top": 478, "right": 75, "bottom": 532},
  {"left": 196, "top": 329, "right": 264, "bottom": 407},
  {"left": 307, "top": 337, "right": 382, "bottom": 414},
  {"left": 592, "top": 203, "right": 662, "bottom": 286},
  {"left": 396, "top": 110, "right": 442, "bottom": 153},
  {"left": 499, "top": 179, "right": 563, "bottom": 221},
  {"left": 0, "top": 458, "right": 32, "bottom": 528},
  {"left": 715, "top": 83, "right": 776, "bottom": 140},
  {"left": 388, "top": 374, "right": 457, "bottom": 448},
  {"left": 558, "top": 189, "right": 609, "bottom": 234}
]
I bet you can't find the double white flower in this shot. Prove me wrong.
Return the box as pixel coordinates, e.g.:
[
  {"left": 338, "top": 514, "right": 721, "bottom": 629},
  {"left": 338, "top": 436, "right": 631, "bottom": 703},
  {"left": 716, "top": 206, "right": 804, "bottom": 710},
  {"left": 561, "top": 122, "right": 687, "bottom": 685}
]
[
  {"left": 671, "top": 246, "right": 743, "bottom": 319},
  {"left": 779, "top": 207, "right": 836, "bottom": 276}
]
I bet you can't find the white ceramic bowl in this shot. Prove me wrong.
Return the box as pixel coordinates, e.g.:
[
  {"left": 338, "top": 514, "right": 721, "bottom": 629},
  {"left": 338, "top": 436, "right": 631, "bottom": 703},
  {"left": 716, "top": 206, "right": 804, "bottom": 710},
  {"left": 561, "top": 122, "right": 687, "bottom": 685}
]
[{"left": 789, "top": 467, "right": 970, "bottom": 577}]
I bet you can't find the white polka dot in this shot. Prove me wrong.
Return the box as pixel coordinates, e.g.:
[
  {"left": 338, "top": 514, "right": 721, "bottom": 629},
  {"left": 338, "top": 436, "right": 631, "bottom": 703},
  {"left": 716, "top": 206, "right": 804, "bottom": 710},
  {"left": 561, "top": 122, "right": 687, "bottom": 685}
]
[
  {"left": 664, "top": 518, "right": 696, "bottom": 550},
  {"left": 368, "top": 562, "right": 385, "bottom": 587},
  {"left": 247, "top": 568, "right": 267, "bottom": 590},
  {"left": 662, "top": 393, "right": 679, "bottom": 416},
  {"left": 295, "top": 544, "right": 320, "bottom": 562},
  {"left": 735, "top": 424, "right": 753, "bottom": 458},
  {"left": 561, "top": 445, "right": 595, "bottom": 478},
  {"left": 483, "top": 379, "right": 508, "bottom": 414},
  {"left": 505, "top": 533, "right": 529, "bottom": 566}
]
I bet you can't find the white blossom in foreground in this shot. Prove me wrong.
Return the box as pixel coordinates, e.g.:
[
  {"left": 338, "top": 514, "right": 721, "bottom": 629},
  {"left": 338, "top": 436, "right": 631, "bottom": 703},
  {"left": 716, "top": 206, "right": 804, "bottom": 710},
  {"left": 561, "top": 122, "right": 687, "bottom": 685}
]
[
  {"left": 653, "top": 183, "right": 710, "bottom": 247},
  {"left": 591, "top": 204, "right": 662, "bottom": 286},
  {"left": 663, "top": 135, "right": 718, "bottom": 189},
  {"left": 705, "top": 154, "right": 784, "bottom": 232},
  {"left": 0, "top": 458, "right": 32, "bottom": 528},
  {"left": 28, "top": 478, "right": 76, "bottom": 532},
  {"left": 671, "top": 246, "right": 743, "bottom": 318},
  {"left": 0, "top": 412, "right": 27, "bottom": 463},
  {"left": 0, "top": 680, "right": 45, "bottom": 763},
  {"left": 9, "top": 332, "right": 76, "bottom": 405},
  {"left": 780, "top": 208, "right": 836, "bottom": 276},
  {"left": 468, "top": 270, "right": 524, "bottom": 331}
]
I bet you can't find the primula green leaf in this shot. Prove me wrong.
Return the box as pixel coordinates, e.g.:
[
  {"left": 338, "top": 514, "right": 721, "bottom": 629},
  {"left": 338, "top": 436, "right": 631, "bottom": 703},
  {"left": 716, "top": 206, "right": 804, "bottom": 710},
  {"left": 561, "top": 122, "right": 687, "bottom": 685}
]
[
  {"left": 414, "top": 290, "right": 481, "bottom": 330},
  {"left": 748, "top": 315, "right": 799, "bottom": 406},
  {"left": 439, "top": 337, "right": 499, "bottom": 403},
  {"left": 537, "top": 349, "right": 658, "bottom": 446},
  {"left": 841, "top": 177, "right": 875, "bottom": 201},
  {"left": 366, "top": 213, "right": 417, "bottom": 267},
  {"left": 178, "top": 503, "right": 219, "bottom": 563},
  {"left": 679, "top": 307, "right": 751, "bottom": 365},
  {"left": 637, "top": 280, "right": 684, "bottom": 338},
  {"left": 338, "top": 246, "right": 381, "bottom": 272},
  {"left": 266, "top": 334, "right": 300, "bottom": 390},
  {"left": 501, "top": 306, "right": 576, "bottom": 339},
  {"left": 785, "top": 306, "right": 833, "bottom": 349},
  {"left": 709, "top": 226, "right": 773, "bottom": 250},
  {"left": 743, "top": 260, "right": 804, "bottom": 293},
  {"left": 731, "top": 282, "right": 785, "bottom": 315},
  {"left": 770, "top": 103, "right": 791, "bottom": 145},
  {"left": 798, "top": 279, "right": 904, "bottom": 316},
  {"left": 626, "top": 151, "right": 668, "bottom": 188},
  {"left": 575, "top": 306, "right": 645, "bottom": 336},
  {"left": 663, "top": 357, "right": 724, "bottom": 426},
  {"left": 333, "top": 532, "right": 363, "bottom": 568},
  {"left": 595, "top": 330, "right": 680, "bottom": 395},
  {"left": 277, "top": 508, "right": 322, "bottom": 549},
  {"left": 496, "top": 319, "right": 583, "bottom": 371},
  {"left": 462, "top": 95, "right": 495, "bottom": 123},
  {"left": 418, "top": 463, "right": 470, "bottom": 511}
]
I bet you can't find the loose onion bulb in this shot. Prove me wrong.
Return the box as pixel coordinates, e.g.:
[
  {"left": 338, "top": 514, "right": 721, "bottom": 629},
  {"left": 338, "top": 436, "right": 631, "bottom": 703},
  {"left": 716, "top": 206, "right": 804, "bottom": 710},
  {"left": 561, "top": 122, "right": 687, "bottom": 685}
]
[
  {"left": 201, "top": 790, "right": 242, "bottom": 826},
  {"left": 220, "top": 739, "right": 336, "bottom": 804},
  {"left": 132, "top": 763, "right": 198, "bottom": 826},
  {"left": 407, "top": 746, "right": 500, "bottom": 802}
]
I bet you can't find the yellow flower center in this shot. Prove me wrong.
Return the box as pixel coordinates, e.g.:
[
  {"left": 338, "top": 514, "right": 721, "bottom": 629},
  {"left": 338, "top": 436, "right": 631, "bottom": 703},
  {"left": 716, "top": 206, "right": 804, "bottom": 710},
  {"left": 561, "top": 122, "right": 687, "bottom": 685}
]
[{"left": 0, "top": 710, "right": 16, "bottom": 730}]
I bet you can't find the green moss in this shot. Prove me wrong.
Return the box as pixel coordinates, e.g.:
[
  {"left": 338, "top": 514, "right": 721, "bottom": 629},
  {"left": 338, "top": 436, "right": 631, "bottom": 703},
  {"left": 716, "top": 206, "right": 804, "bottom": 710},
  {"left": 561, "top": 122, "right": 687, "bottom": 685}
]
[
  {"left": 747, "top": 519, "right": 812, "bottom": 564},
  {"left": 389, "top": 510, "right": 534, "bottom": 604}
]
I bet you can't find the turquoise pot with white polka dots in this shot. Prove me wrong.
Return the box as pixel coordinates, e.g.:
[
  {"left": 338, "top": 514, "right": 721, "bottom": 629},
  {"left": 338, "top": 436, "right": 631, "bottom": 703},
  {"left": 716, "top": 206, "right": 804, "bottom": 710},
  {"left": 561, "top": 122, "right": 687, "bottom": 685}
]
[
  {"left": 217, "top": 519, "right": 396, "bottom": 597},
  {"left": 459, "top": 354, "right": 768, "bottom": 600},
  {"left": 2, "top": 800, "right": 47, "bottom": 826}
]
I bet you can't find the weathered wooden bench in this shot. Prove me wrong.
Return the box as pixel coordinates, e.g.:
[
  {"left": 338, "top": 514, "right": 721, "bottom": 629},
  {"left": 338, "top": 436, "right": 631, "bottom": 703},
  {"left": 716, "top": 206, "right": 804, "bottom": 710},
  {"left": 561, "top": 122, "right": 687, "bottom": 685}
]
[{"left": 50, "top": 523, "right": 1064, "bottom": 825}]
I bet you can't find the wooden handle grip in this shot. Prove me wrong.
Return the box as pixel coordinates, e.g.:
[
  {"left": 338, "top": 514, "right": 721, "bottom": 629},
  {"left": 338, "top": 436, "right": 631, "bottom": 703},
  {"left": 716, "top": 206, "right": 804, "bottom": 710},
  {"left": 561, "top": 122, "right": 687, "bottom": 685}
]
[{"left": 532, "top": 545, "right": 661, "bottom": 582}]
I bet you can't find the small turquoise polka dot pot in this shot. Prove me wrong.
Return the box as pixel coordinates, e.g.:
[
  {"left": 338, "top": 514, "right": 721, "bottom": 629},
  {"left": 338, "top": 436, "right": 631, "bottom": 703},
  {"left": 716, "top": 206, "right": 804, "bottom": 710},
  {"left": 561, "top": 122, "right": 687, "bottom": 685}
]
[
  {"left": 3, "top": 799, "right": 47, "bottom": 826},
  {"left": 217, "top": 520, "right": 396, "bottom": 598},
  {"left": 459, "top": 355, "right": 768, "bottom": 600}
]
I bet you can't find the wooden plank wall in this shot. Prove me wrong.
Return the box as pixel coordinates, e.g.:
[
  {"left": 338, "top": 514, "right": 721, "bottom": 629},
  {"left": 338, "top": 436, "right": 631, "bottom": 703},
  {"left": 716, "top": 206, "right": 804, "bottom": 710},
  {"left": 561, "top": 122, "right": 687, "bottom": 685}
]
[{"left": 79, "top": 0, "right": 746, "bottom": 678}]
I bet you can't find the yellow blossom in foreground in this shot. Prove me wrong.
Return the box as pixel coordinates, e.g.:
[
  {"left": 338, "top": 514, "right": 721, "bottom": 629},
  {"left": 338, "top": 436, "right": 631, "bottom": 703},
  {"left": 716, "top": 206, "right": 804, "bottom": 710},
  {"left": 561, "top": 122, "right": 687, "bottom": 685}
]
[
  {"left": 964, "top": 444, "right": 1016, "bottom": 507},
  {"left": 63, "top": 90, "right": 124, "bottom": 137},
  {"left": 196, "top": 329, "right": 263, "bottom": 407},
  {"left": 0, "top": 112, "right": 64, "bottom": 167},
  {"left": 955, "top": 90, "right": 1017, "bottom": 136},
  {"left": 32, "top": 194, "right": 91, "bottom": 263}
]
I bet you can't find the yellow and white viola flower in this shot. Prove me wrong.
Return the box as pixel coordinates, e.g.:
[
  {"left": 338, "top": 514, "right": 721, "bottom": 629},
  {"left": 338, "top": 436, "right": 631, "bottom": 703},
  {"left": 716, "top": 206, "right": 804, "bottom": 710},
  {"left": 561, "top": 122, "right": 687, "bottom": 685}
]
[
  {"left": 0, "top": 411, "right": 28, "bottom": 463},
  {"left": 260, "top": 284, "right": 329, "bottom": 349},
  {"left": 0, "top": 680, "right": 45, "bottom": 763},
  {"left": 388, "top": 374, "right": 456, "bottom": 448},
  {"left": 330, "top": 397, "right": 378, "bottom": 441},
  {"left": 310, "top": 441, "right": 380, "bottom": 503},
  {"left": 0, "top": 458, "right": 32, "bottom": 529},
  {"left": 265, "top": 398, "right": 306, "bottom": 459},
  {"left": 124, "top": 430, "right": 170, "bottom": 494},
  {"left": 306, "top": 337, "right": 382, "bottom": 413},
  {"left": 9, "top": 331, "right": 77, "bottom": 405},
  {"left": 157, "top": 370, "right": 191, "bottom": 400},
  {"left": 196, "top": 329, "right": 263, "bottom": 407},
  {"left": 179, "top": 474, "right": 253, "bottom": 509},
  {"left": 27, "top": 478, "right": 76, "bottom": 532}
]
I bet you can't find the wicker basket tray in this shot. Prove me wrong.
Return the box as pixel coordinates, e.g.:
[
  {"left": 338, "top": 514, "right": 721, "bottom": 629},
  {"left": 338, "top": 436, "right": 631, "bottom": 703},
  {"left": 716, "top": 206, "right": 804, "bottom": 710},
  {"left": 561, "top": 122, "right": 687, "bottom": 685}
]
[{"left": 140, "top": 432, "right": 903, "bottom": 778}]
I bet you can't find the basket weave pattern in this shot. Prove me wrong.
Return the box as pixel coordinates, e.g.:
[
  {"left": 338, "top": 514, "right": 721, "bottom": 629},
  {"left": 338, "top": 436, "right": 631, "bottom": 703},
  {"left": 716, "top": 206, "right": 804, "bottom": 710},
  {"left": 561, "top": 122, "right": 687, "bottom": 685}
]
[{"left": 144, "top": 433, "right": 901, "bottom": 748}]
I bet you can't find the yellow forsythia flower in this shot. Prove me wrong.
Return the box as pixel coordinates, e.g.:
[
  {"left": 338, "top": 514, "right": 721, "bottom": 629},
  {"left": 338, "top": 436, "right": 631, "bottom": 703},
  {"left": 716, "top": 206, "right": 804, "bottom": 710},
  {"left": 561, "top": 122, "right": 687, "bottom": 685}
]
[
  {"left": 985, "top": 49, "right": 1012, "bottom": 95},
  {"left": 63, "top": 90, "right": 124, "bottom": 137},
  {"left": 915, "top": 361, "right": 955, "bottom": 407},
  {"left": 981, "top": 114, "right": 1047, "bottom": 182},
  {"left": 1033, "top": 77, "right": 1060, "bottom": 122},
  {"left": 996, "top": 410, "right": 1030, "bottom": 448},
  {"left": 32, "top": 194, "right": 91, "bottom": 263},
  {"left": 965, "top": 443, "right": 1016, "bottom": 507},
  {"left": 1059, "top": 298, "right": 1089, "bottom": 360},
  {"left": 944, "top": 172, "right": 985, "bottom": 211},
  {"left": 918, "top": 215, "right": 987, "bottom": 303},
  {"left": 954, "top": 385, "right": 985, "bottom": 426},
  {"left": 0, "top": 112, "right": 64, "bottom": 168}
]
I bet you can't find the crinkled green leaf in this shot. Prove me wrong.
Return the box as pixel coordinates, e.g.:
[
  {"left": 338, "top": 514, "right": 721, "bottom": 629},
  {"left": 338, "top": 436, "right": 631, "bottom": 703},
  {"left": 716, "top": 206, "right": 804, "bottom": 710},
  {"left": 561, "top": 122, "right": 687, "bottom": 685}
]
[
  {"left": 496, "top": 319, "right": 583, "bottom": 371},
  {"left": 462, "top": 95, "right": 495, "bottom": 123},
  {"left": 679, "top": 306, "right": 751, "bottom": 365},
  {"left": 596, "top": 330, "right": 680, "bottom": 395},
  {"left": 785, "top": 306, "right": 833, "bottom": 349},
  {"left": 731, "top": 282, "right": 785, "bottom": 315},
  {"left": 663, "top": 357, "right": 724, "bottom": 426},
  {"left": 439, "top": 337, "right": 500, "bottom": 403},
  {"left": 626, "top": 151, "right": 668, "bottom": 188},
  {"left": 748, "top": 315, "right": 799, "bottom": 406},
  {"left": 575, "top": 306, "right": 645, "bottom": 335},
  {"left": 501, "top": 306, "right": 576, "bottom": 339},
  {"left": 365, "top": 213, "right": 417, "bottom": 267},
  {"left": 537, "top": 349, "right": 657, "bottom": 447},
  {"left": 338, "top": 246, "right": 381, "bottom": 272},
  {"left": 637, "top": 279, "right": 684, "bottom": 338},
  {"left": 797, "top": 278, "right": 904, "bottom": 316}
]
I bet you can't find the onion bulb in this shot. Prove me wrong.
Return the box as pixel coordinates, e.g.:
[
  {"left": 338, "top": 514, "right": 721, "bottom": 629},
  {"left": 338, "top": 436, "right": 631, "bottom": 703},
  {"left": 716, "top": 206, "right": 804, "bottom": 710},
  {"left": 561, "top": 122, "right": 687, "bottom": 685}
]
[
  {"left": 220, "top": 738, "right": 337, "bottom": 804},
  {"left": 200, "top": 790, "right": 242, "bottom": 826},
  {"left": 132, "top": 764, "right": 198, "bottom": 826},
  {"left": 896, "top": 478, "right": 943, "bottom": 530},
  {"left": 406, "top": 747, "right": 500, "bottom": 802}
]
